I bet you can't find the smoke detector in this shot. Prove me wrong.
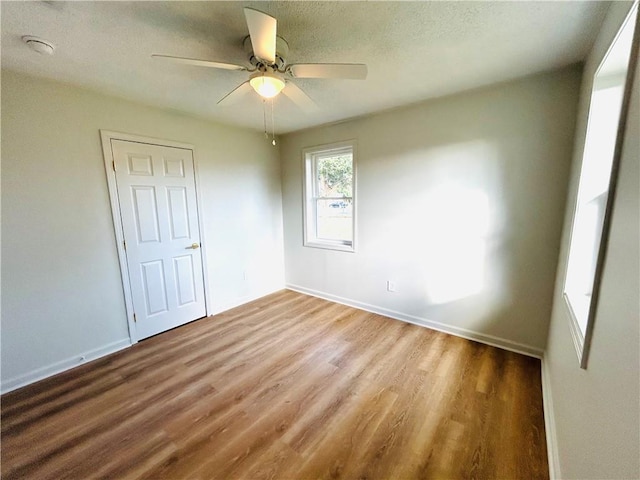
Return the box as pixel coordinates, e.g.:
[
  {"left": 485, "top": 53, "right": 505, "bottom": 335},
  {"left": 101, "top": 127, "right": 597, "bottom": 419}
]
[{"left": 22, "top": 36, "right": 55, "bottom": 55}]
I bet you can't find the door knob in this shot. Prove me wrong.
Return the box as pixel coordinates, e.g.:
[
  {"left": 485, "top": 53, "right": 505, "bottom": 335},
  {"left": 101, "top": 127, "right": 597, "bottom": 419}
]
[{"left": 186, "top": 243, "right": 200, "bottom": 249}]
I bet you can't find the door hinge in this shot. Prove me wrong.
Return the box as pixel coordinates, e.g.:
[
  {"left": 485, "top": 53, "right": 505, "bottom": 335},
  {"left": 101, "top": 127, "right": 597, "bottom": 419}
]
[
  {"left": 123, "top": 240, "right": 127, "bottom": 250},
  {"left": 112, "top": 160, "right": 116, "bottom": 172},
  {"left": 133, "top": 313, "right": 137, "bottom": 323}
]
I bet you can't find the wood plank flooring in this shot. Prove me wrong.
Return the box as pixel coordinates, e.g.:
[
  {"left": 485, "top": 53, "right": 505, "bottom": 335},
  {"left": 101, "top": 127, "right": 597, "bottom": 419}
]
[{"left": 1, "top": 290, "right": 548, "bottom": 479}]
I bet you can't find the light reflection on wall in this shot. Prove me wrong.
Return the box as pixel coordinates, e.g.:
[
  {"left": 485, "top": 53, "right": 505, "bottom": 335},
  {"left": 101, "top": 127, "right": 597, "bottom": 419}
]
[
  {"left": 404, "top": 140, "right": 504, "bottom": 308},
  {"left": 423, "top": 185, "right": 490, "bottom": 304},
  {"left": 366, "top": 140, "right": 505, "bottom": 311}
]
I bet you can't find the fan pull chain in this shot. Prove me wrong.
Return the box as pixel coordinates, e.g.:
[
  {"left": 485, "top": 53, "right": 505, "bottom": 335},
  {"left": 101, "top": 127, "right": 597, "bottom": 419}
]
[
  {"left": 263, "top": 99, "right": 268, "bottom": 139},
  {"left": 271, "top": 99, "right": 276, "bottom": 146}
]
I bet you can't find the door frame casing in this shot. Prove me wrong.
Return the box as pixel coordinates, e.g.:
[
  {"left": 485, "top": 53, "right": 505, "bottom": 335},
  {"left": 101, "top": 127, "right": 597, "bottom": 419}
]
[{"left": 100, "top": 130, "right": 212, "bottom": 344}]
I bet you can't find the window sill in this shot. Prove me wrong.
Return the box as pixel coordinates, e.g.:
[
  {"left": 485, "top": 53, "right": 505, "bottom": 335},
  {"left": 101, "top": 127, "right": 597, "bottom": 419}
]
[
  {"left": 563, "top": 292, "right": 587, "bottom": 369},
  {"left": 304, "top": 240, "right": 355, "bottom": 253}
]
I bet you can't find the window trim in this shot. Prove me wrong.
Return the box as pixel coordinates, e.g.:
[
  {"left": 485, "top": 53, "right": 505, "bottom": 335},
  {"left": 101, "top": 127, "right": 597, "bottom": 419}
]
[
  {"left": 302, "top": 140, "right": 357, "bottom": 252},
  {"left": 562, "top": 2, "right": 639, "bottom": 369}
]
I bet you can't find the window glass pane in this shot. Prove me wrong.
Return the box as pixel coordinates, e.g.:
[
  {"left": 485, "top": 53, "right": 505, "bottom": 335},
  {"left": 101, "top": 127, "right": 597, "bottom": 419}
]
[
  {"left": 316, "top": 154, "right": 353, "bottom": 198},
  {"left": 577, "top": 84, "right": 624, "bottom": 203},
  {"left": 316, "top": 198, "right": 352, "bottom": 242}
]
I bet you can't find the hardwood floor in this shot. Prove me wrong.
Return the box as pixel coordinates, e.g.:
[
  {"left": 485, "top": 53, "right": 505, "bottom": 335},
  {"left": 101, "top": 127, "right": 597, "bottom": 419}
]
[{"left": 1, "top": 290, "right": 548, "bottom": 479}]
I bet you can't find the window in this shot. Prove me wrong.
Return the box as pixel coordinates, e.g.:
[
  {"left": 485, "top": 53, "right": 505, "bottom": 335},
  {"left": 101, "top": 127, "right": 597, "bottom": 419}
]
[
  {"left": 303, "top": 141, "right": 356, "bottom": 251},
  {"left": 563, "top": 2, "right": 637, "bottom": 368}
]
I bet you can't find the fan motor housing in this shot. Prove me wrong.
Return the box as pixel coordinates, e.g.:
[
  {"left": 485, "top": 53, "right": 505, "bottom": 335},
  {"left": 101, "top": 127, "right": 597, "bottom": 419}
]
[{"left": 243, "top": 35, "right": 289, "bottom": 70}]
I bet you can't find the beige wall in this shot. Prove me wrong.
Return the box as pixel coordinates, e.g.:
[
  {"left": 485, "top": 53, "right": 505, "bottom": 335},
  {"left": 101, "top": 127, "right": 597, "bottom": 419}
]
[
  {"left": 544, "top": 2, "right": 640, "bottom": 478},
  {"left": 1, "top": 70, "right": 284, "bottom": 390},
  {"left": 280, "top": 67, "right": 581, "bottom": 354}
]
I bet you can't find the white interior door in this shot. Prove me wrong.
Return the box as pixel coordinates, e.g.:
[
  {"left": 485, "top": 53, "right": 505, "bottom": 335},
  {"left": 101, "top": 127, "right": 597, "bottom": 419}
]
[{"left": 111, "top": 139, "right": 206, "bottom": 340}]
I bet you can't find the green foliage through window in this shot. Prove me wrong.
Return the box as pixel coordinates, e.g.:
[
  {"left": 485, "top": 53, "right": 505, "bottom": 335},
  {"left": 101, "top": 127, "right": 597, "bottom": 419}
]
[{"left": 317, "top": 155, "right": 352, "bottom": 197}]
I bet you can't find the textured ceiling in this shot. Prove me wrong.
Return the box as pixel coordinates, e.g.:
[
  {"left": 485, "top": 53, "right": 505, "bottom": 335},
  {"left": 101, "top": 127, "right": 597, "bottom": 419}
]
[{"left": 1, "top": 1, "right": 610, "bottom": 134}]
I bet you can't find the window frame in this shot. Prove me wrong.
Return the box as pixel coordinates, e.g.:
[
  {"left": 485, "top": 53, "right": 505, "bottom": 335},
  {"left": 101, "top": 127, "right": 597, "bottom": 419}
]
[
  {"left": 302, "top": 140, "right": 357, "bottom": 252},
  {"left": 562, "top": 2, "right": 639, "bottom": 369}
]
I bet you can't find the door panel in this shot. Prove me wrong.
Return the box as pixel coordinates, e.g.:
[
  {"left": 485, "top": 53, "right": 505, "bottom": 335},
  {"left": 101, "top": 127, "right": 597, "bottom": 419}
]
[
  {"left": 131, "top": 186, "right": 161, "bottom": 243},
  {"left": 111, "top": 139, "right": 206, "bottom": 340},
  {"left": 173, "top": 255, "right": 196, "bottom": 306},
  {"left": 164, "top": 157, "right": 185, "bottom": 177},
  {"left": 167, "top": 187, "right": 190, "bottom": 239},
  {"left": 128, "top": 154, "right": 154, "bottom": 176},
  {"left": 141, "top": 260, "right": 168, "bottom": 315}
]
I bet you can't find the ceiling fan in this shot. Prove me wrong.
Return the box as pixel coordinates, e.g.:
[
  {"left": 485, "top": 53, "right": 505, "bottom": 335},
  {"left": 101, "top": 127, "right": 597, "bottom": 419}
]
[{"left": 152, "top": 7, "right": 368, "bottom": 110}]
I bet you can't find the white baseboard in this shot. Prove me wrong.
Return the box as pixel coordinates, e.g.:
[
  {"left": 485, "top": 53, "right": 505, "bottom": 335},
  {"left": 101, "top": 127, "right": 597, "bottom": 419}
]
[
  {"left": 541, "top": 356, "right": 561, "bottom": 479},
  {"left": 1, "top": 338, "right": 131, "bottom": 394},
  {"left": 286, "top": 284, "right": 544, "bottom": 359},
  {"left": 1, "top": 287, "right": 284, "bottom": 396}
]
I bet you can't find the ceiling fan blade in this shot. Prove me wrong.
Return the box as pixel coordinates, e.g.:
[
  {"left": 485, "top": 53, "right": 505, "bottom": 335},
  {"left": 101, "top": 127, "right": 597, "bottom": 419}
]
[
  {"left": 281, "top": 82, "right": 318, "bottom": 112},
  {"left": 288, "top": 63, "right": 368, "bottom": 80},
  {"left": 152, "top": 54, "right": 247, "bottom": 71},
  {"left": 217, "top": 81, "right": 252, "bottom": 106},
  {"left": 244, "top": 7, "right": 276, "bottom": 64}
]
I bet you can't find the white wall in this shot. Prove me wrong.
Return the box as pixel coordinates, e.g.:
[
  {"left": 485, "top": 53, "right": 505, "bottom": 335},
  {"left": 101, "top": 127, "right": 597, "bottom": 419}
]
[
  {"left": 1, "top": 70, "right": 284, "bottom": 391},
  {"left": 280, "top": 67, "right": 581, "bottom": 354},
  {"left": 544, "top": 2, "right": 640, "bottom": 478}
]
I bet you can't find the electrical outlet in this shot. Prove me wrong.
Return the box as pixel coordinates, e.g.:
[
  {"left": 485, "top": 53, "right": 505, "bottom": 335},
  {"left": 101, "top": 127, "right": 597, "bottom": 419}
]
[{"left": 387, "top": 281, "right": 397, "bottom": 292}]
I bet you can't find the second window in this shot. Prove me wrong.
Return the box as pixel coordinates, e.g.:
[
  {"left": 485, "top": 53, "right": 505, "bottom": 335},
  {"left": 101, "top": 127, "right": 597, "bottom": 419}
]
[{"left": 304, "top": 141, "right": 356, "bottom": 251}]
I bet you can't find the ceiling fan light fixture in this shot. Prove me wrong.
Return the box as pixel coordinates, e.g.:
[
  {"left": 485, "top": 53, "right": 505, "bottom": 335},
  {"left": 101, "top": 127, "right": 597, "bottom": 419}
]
[{"left": 249, "top": 72, "right": 285, "bottom": 99}]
